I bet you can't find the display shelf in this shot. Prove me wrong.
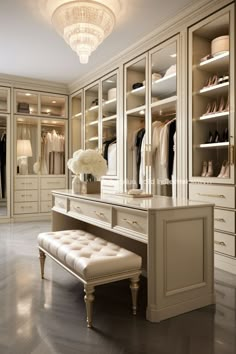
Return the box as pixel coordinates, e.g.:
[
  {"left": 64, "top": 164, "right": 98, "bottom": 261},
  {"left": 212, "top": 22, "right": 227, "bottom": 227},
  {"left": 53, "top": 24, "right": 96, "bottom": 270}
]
[
  {"left": 102, "top": 115, "right": 117, "bottom": 123},
  {"left": 102, "top": 98, "right": 116, "bottom": 113},
  {"left": 88, "top": 136, "right": 99, "bottom": 142},
  {"left": 198, "top": 52, "right": 229, "bottom": 72},
  {"left": 151, "top": 95, "right": 177, "bottom": 114},
  {"left": 130, "top": 73, "right": 176, "bottom": 98},
  {"left": 72, "top": 112, "right": 82, "bottom": 119},
  {"left": 87, "top": 120, "right": 99, "bottom": 126},
  {"left": 199, "top": 111, "right": 229, "bottom": 121},
  {"left": 88, "top": 105, "right": 99, "bottom": 112},
  {"left": 126, "top": 105, "right": 146, "bottom": 116},
  {"left": 199, "top": 82, "right": 229, "bottom": 97},
  {"left": 199, "top": 142, "right": 229, "bottom": 148}
]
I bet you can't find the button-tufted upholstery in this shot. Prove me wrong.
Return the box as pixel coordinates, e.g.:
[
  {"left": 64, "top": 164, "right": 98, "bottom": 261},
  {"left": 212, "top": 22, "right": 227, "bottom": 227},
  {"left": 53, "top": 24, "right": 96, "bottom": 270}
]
[
  {"left": 38, "top": 230, "right": 142, "bottom": 328},
  {"left": 38, "top": 230, "right": 142, "bottom": 280}
]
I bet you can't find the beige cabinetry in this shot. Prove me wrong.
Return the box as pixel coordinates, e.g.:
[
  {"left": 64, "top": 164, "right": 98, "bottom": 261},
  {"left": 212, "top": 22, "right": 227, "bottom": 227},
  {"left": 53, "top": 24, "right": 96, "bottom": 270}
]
[
  {"left": 124, "top": 36, "right": 178, "bottom": 196},
  {"left": 69, "top": 70, "right": 119, "bottom": 191},
  {"left": 0, "top": 88, "right": 10, "bottom": 219},
  {"left": 188, "top": 4, "right": 236, "bottom": 273},
  {"left": 13, "top": 89, "right": 68, "bottom": 218}
]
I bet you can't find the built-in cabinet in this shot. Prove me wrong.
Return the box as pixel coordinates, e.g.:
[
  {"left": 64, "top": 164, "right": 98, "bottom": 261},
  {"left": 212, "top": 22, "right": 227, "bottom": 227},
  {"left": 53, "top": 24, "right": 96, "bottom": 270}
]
[
  {"left": 124, "top": 36, "right": 178, "bottom": 196},
  {"left": 188, "top": 4, "right": 236, "bottom": 273},
  {"left": 0, "top": 87, "right": 10, "bottom": 220},
  {"left": 70, "top": 70, "right": 119, "bottom": 193},
  {"left": 13, "top": 89, "right": 68, "bottom": 217}
]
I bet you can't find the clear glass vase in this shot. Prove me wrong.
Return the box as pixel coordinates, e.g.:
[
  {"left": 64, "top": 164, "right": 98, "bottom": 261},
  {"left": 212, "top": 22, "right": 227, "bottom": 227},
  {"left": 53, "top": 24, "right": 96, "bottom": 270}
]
[{"left": 72, "top": 175, "right": 81, "bottom": 194}]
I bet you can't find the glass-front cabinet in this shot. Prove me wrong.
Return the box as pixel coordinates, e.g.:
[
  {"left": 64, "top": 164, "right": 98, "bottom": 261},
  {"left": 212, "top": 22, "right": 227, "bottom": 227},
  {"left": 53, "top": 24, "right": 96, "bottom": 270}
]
[
  {"left": 124, "top": 37, "right": 178, "bottom": 196},
  {"left": 70, "top": 90, "right": 83, "bottom": 155},
  {"left": 15, "top": 89, "right": 67, "bottom": 118},
  {"left": 0, "top": 114, "right": 10, "bottom": 218},
  {"left": 84, "top": 83, "right": 99, "bottom": 150},
  {"left": 189, "top": 6, "right": 234, "bottom": 183},
  {"left": 0, "top": 87, "right": 10, "bottom": 113},
  {"left": 13, "top": 89, "right": 68, "bottom": 216}
]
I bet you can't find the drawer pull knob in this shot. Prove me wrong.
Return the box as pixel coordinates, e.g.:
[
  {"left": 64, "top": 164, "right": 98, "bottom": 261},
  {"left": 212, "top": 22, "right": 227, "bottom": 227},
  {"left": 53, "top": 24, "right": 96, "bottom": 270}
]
[
  {"left": 21, "top": 194, "right": 32, "bottom": 197},
  {"left": 122, "top": 218, "right": 138, "bottom": 225},
  {"left": 197, "top": 193, "right": 225, "bottom": 199},
  {"left": 94, "top": 211, "right": 105, "bottom": 217},
  {"left": 73, "top": 206, "right": 81, "bottom": 211},
  {"left": 214, "top": 218, "right": 226, "bottom": 223},
  {"left": 214, "top": 241, "right": 226, "bottom": 246}
]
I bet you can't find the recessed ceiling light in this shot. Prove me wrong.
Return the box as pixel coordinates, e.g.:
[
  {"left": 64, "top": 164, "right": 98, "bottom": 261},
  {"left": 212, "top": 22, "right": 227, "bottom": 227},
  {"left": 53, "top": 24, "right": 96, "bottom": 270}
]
[
  {"left": 46, "top": 109, "right": 51, "bottom": 113},
  {"left": 25, "top": 93, "right": 32, "bottom": 96},
  {"left": 52, "top": 100, "right": 57, "bottom": 104},
  {"left": 170, "top": 53, "right": 177, "bottom": 58}
]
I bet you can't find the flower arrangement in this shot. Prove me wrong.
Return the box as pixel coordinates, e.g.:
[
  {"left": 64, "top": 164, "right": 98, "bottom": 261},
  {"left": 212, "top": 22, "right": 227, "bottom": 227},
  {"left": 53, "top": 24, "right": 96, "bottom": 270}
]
[{"left": 67, "top": 149, "right": 107, "bottom": 178}]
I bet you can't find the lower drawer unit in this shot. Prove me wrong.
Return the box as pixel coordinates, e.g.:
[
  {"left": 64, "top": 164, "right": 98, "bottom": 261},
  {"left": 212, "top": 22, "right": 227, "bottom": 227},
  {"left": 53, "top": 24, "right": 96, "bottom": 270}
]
[
  {"left": 14, "top": 190, "right": 38, "bottom": 202},
  {"left": 189, "top": 183, "right": 235, "bottom": 208},
  {"left": 41, "top": 177, "right": 66, "bottom": 190},
  {"left": 113, "top": 207, "right": 147, "bottom": 238},
  {"left": 214, "top": 232, "right": 235, "bottom": 257},
  {"left": 214, "top": 209, "right": 235, "bottom": 233},
  {"left": 14, "top": 202, "right": 38, "bottom": 215},
  {"left": 69, "top": 199, "right": 112, "bottom": 226},
  {"left": 53, "top": 196, "right": 67, "bottom": 212},
  {"left": 15, "top": 177, "right": 38, "bottom": 190},
  {"left": 41, "top": 201, "right": 52, "bottom": 213}
]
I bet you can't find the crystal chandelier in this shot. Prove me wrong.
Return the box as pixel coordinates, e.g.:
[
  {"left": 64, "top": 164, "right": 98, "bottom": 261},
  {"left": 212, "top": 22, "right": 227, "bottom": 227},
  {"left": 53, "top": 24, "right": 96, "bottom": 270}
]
[{"left": 51, "top": 0, "right": 118, "bottom": 64}]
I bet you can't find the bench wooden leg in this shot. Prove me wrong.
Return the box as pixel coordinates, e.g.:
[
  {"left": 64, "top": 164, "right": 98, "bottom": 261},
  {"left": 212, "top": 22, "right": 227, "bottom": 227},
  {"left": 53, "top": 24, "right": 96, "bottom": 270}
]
[
  {"left": 39, "top": 249, "right": 46, "bottom": 279},
  {"left": 130, "top": 275, "right": 140, "bottom": 315},
  {"left": 84, "top": 285, "right": 95, "bottom": 328}
]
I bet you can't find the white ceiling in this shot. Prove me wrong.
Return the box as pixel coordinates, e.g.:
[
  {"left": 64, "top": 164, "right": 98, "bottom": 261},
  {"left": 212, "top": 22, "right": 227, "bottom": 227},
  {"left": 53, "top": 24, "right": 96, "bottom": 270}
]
[{"left": 0, "top": 0, "right": 197, "bottom": 85}]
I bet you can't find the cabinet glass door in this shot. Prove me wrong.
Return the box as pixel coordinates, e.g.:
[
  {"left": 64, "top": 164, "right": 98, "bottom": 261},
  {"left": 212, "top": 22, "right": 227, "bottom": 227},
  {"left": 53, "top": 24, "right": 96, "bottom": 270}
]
[
  {"left": 85, "top": 83, "right": 99, "bottom": 150},
  {"left": 189, "top": 10, "right": 233, "bottom": 183},
  {"left": 40, "top": 119, "right": 66, "bottom": 175},
  {"left": 0, "top": 115, "right": 9, "bottom": 217},
  {"left": 150, "top": 40, "right": 177, "bottom": 196},
  {"left": 102, "top": 73, "right": 117, "bottom": 176},
  {"left": 40, "top": 95, "right": 67, "bottom": 118},
  {"left": 0, "top": 88, "right": 10, "bottom": 113},
  {"left": 16, "top": 117, "right": 38, "bottom": 175},
  {"left": 71, "top": 91, "right": 83, "bottom": 155},
  {"left": 15, "top": 90, "right": 38, "bottom": 115},
  {"left": 125, "top": 55, "right": 147, "bottom": 191}
]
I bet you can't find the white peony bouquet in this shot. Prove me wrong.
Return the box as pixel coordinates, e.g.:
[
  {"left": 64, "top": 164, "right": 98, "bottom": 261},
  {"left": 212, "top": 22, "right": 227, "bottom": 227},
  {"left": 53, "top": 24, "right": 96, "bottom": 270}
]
[{"left": 67, "top": 149, "right": 107, "bottom": 178}]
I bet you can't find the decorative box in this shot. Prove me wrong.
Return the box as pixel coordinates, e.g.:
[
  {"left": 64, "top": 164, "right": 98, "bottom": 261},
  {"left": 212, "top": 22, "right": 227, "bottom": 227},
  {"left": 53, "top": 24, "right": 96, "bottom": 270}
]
[
  {"left": 80, "top": 181, "right": 101, "bottom": 194},
  {"left": 211, "top": 35, "right": 229, "bottom": 56}
]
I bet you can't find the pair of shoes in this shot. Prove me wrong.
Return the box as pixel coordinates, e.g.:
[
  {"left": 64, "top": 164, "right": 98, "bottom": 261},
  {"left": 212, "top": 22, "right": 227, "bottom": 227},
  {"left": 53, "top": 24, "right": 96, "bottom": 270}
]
[
  {"left": 204, "top": 75, "right": 218, "bottom": 87},
  {"left": 203, "top": 101, "right": 218, "bottom": 115},
  {"left": 218, "top": 74, "right": 229, "bottom": 84},
  {"left": 201, "top": 160, "right": 214, "bottom": 177},
  {"left": 205, "top": 130, "right": 219, "bottom": 143},
  {"left": 218, "top": 160, "right": 230, "bottom": 178},
  {"left": 222, "top": 128, "right": 228, "bottom": 142}
]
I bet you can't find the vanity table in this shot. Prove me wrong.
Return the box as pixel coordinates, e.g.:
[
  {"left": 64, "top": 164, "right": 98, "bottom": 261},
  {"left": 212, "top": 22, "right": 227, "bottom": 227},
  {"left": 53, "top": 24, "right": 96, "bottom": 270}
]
[{"left": 51, "top": 190, "right": 215, "bottom": 322}]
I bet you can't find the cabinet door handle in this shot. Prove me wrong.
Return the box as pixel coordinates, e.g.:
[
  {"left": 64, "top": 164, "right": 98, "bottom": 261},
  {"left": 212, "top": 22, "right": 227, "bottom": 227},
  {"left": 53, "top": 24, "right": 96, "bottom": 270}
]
[
  {"left": 21, "top": 182, "right": 33, "bottom": 185},
  {"left": 197, "top": 193, "right": 226, "bottom": 199},
  {"left": 214, "top": 241, "right": 226, "bottom": 246},
  {"left": 21, "top": 194, "right": 33, "bottom": 197},
  {"left": 122, "top": 218, "right": 138, "bottom": 225},
  {"left": 94, "top": 211, "right": 105, "bottom": 217},
  {"left": 214, "top": 218, "right": 226, "bottom": 223}
]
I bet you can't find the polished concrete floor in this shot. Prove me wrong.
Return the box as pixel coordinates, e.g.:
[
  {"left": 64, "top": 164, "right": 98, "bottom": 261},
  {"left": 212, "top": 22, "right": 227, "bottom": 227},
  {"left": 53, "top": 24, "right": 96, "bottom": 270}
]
[{"left": 0, "top": 221, "right": 236, "bottom": 354}]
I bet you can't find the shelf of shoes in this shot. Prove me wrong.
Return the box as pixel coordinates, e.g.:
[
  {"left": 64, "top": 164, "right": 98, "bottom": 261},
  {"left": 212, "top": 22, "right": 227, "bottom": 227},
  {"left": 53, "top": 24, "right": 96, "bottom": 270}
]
[
  {"left": 199, "top": 51, "right": 229, "bottom": 72},
  {"left": 199, "top": 111, "right": 229, "bottom": 121},
  {"left": 199, "top": 82, "right": 229, "bottom": 97},
  {"left": 199, "top": 142, "right": 229, "bottom": 148}
]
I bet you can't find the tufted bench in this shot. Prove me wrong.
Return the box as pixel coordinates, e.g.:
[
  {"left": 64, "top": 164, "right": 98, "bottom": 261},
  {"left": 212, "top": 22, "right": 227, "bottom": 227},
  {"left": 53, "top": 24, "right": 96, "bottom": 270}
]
[{"left": 38, "top": 230, "right": 142, "bottom": 328}]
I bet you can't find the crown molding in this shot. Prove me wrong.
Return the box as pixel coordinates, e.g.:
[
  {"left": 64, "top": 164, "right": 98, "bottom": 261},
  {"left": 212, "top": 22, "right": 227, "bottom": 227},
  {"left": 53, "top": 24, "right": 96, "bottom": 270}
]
[
  {"left": 0, "top": 73, "right": 69, "bottom": 95},
  {"left": 68, "top": 0, "right": 232, "bottom": 94}
]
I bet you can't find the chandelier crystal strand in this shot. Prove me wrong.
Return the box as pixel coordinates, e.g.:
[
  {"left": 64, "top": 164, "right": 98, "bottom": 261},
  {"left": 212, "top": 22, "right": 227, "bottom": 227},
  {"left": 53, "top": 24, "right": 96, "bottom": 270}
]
[{"left": 52, "top": 1, "right": 116, "bottom": 64}]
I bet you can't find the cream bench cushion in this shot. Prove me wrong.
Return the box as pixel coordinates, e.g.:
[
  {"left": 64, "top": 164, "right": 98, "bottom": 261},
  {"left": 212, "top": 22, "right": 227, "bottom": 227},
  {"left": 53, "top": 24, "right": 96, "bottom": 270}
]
[{"left": 38, "top": 230, "right": 142, "bottom": 328}]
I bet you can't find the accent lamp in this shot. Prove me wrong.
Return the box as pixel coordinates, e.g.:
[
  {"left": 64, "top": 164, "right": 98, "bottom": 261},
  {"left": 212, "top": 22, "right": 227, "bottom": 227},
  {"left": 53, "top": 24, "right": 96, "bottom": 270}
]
[
  {"left": 17, "top": 140, "right": 33, "bottom": 175},
  {"left": 51, "top": 0, "right": 120, "bottom": 64}
]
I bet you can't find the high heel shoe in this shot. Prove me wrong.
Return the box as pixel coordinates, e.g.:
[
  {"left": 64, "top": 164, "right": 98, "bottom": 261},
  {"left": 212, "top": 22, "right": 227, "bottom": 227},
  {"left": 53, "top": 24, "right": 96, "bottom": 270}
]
[
  {"left": 201, "top": 161, "right": 207, "bottom": 177},
  {"left": 222, "top": 161, "right": 230, "bottom": 178},
  {"left": 222, "top": 128, "right": 228, "bottom": 142},
  {"left": 206, "top": 160, "right": 214, "bottom": 177},
  {"left": 217, "top": 160, "right": 227, "bottom": 177},
  {"left": 211, "top": 101, "right": 217, "bottom": 114},
  {"left": 218, "top": 97, "right": 225, "bottom": 112},
  {"left": 203, "top": 102, "right": 212, "bottom": 115},
  {"left": 206, "top": 131, "right": 213, "bottom": 143},
  {"left": 213, "top": 130, "right": 220, "bottom": 143},
  {"left": 224, "top": 96, "right": 229, "bottom": 112}
]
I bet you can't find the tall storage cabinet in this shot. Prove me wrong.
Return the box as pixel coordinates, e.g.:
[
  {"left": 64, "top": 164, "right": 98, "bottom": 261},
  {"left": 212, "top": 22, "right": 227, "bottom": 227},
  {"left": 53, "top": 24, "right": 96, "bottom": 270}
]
[
  {"left": 69, "top": 70, "right": 120, "bottom": 193},
  {"left": 0, "top": 86, "right": 10, "bottom": 220},
  {"left": 13, "top": 89, "right": 68, "bottom": 218},
  {"left": 188, "top": 4, "right": 236, "bottom": 273},
  {"left": 124, "top": 36, "right": 179, "bottom": 196}
]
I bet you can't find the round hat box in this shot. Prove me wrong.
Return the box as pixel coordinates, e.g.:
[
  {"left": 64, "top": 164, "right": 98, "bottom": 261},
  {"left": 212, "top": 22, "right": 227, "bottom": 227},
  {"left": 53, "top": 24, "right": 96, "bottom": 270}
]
[
  {"left": 211, "top": 35, "right": 229, "bottom": 56},
  {"left": 108, "top": 88, "right": 117, "bottom": 101}
]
